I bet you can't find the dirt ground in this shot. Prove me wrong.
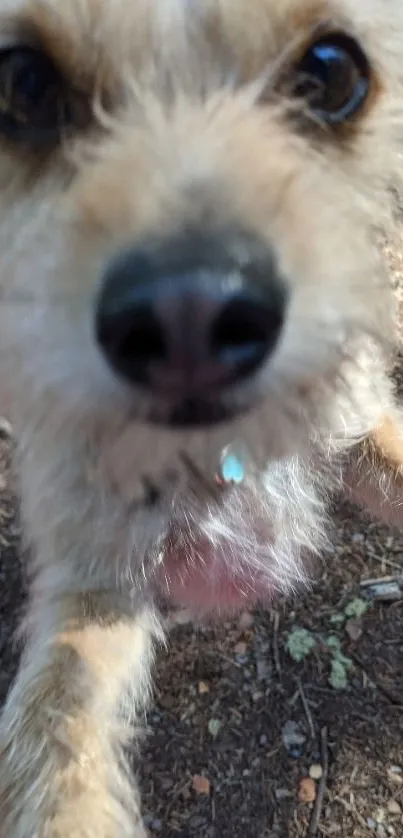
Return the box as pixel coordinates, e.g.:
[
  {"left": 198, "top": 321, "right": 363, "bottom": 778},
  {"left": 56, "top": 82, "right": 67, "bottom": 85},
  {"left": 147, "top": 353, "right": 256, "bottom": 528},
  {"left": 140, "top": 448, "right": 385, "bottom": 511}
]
[{"left": 1, "top": 241, "right": 403, "bottom": 838}]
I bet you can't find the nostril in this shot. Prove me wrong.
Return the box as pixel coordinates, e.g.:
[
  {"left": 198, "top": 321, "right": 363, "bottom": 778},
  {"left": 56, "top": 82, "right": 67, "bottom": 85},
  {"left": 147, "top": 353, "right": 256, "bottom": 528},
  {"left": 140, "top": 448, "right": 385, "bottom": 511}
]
[
  {"left": 98, "top": 305, "right": 167, "bottom": 382},
  {"left": 211, "top": 296, "right": 283, "bottom": 373}
]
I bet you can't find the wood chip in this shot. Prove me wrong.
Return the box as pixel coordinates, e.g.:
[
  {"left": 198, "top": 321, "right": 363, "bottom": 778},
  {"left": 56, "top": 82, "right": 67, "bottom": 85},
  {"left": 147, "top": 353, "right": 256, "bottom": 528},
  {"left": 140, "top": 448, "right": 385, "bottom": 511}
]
[
  {"left": 299, "top": 777, "right": 316, "bottom": 803},
  {"left": 192, "top": 775, "right": 211, "bottom": 795}
]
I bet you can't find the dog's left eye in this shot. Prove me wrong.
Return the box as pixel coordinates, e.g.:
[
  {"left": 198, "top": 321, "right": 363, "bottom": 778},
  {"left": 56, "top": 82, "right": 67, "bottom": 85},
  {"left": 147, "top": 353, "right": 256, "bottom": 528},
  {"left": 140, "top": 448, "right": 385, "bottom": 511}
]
[
  {"left": 293, "top": 34, "right": 370, "bottom": 125},
  {"left": 0, "top": 46, "right": 81, "bottom": 146}
]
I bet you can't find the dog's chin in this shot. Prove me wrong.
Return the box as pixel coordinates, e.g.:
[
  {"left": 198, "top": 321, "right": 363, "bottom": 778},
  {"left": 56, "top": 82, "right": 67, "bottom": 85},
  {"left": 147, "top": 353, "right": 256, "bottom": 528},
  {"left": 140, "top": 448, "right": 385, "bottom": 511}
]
[{"left": 145, "top": 393, "right": 254, "bottom": 430}]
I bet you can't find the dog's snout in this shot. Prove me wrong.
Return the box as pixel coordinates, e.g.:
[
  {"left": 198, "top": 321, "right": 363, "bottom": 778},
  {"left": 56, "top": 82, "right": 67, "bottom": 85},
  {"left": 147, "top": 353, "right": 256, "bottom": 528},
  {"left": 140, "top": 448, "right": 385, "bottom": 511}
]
[{"left": 95, "top": 232, "right": 287, "bottom": 425}]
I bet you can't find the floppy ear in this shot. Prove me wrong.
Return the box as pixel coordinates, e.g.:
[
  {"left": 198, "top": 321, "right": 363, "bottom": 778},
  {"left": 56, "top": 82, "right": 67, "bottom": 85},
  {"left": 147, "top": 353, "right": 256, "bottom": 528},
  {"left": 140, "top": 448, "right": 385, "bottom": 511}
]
[{"left": 343, "top": 414, "right": 403, "bottom": 527}]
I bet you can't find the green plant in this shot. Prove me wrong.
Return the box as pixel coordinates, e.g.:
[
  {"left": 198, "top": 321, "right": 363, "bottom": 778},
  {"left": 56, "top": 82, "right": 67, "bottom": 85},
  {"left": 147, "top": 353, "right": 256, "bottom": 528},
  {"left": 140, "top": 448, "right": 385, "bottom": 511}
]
[
  {"left": 285, "top": 628, "right": 316, "bottom": 662},
  {"left": 285, "top": 628, "right": 353, "bottom": 690}
]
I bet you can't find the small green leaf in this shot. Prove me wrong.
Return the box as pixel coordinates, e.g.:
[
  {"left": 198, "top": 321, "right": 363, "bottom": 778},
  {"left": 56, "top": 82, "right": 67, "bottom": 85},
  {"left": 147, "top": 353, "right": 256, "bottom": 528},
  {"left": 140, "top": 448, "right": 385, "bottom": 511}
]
[
  {"left": 344, "top": 598, "right": 368, "bottom": 619},
  {"left": 285, "top": 629, "right": 316, "bottom": 662},
  {"left": 325, "top": 635, "right": 342, "bottom": 652},
  {"left": 329, "top": 613, "right": 345, "bottom": 625},
  {"left": 329, "top": 658, "right": 349, "bottom": 690}
]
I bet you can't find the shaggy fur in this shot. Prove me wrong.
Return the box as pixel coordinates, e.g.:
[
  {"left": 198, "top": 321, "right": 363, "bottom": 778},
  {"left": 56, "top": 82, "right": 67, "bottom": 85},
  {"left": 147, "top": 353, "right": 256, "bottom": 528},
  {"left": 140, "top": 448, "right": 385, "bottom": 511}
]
[{"left": 0, "top": 0, "right": 403, "bottom": 835}]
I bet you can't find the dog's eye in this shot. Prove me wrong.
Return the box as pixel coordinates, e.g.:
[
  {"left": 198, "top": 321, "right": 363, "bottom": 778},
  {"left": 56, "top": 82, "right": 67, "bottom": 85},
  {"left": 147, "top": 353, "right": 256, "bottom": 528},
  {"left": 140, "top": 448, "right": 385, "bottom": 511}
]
[
  {"left": 0, "top": 46, "right": 78, "bottom": 146},
  {"left": 294, "top": 34, "right": 370, "bottom": 124}
]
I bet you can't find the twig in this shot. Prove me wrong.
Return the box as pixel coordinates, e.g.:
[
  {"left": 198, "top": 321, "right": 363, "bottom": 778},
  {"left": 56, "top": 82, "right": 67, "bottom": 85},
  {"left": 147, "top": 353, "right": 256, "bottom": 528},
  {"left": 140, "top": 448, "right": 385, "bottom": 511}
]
[
  {"left": 350, "top": 652, "right": 403, "bottom": 707},
  {"left": 297, "top": 679, "right": 316, "bottom": 740},
  {"left": 308, "top": 726, "right": 328, "bottom": 836},
  {"left": 272, "top": 610, "right": 282, "bottom": 677}
]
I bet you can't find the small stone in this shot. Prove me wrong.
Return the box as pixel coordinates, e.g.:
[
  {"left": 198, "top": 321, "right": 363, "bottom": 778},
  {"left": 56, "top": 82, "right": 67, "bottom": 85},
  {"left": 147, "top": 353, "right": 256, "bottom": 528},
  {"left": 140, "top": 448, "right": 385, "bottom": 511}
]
[
  {"left": 387, "top": 800, "right": 401, "bottom": 816},
  {"left": 198, "top": 681, "right": 210, "bottom": 694},
  {"left": 367, "top": 819, "right": 377, "bottom": 830},
  {"left": 298, "top": 777, "right": 316, "bottom": 804},
  {"left": 151, "top": 820, "right": 163, "bottom": 832},
  {"left": 234, "top": 641, "right": 247, "bottom": 655},
  {"left": 192, "top": 775, "right": 210, "bottom": 795},
  {"left": 309, "top": 764, "right": 323, "bottom": 780},
  {"left": 345, "top": 617, "right": 363, "bottom": 642},
  {"left": 282, "top": 720, "right": 306, "bottom": 754},
  {"left": 388, "top": 767, "right": 403, "bottom": 784}
]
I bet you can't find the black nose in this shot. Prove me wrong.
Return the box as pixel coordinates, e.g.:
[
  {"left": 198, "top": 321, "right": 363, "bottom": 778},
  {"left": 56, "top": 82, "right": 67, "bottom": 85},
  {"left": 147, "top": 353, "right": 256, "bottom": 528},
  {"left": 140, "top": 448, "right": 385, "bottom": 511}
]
[{"left": 95, "top": 232, "right": 287, "bottom": 413}]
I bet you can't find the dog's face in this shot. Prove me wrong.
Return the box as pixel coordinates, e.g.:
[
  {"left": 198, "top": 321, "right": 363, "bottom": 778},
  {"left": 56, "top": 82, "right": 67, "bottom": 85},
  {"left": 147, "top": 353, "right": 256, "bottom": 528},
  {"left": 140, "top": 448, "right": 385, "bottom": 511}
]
[{"left": 0, "top": 0, "right": 401, "bottom": 613}]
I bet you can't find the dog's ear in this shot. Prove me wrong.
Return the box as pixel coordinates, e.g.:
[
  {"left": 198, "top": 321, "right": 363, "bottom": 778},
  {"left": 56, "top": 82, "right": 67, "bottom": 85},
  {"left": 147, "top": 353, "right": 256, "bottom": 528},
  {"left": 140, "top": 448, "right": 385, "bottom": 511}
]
[{"left": 344, "top": 413, "right": 403, "bottom": 527}]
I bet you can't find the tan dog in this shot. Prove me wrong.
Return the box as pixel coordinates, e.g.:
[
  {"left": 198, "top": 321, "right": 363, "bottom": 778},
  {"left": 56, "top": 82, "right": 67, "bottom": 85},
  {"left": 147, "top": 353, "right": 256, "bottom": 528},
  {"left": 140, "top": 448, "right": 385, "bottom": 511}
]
[{"left": 1, "top": 1, "right": 403, "bottom": 835}]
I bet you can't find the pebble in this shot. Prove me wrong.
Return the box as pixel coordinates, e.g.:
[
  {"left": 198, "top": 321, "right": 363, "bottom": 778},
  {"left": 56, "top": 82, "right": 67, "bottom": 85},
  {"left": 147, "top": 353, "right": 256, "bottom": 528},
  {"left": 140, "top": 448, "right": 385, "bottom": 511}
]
[
  {"left": 282, "top": 720, "right": 306, "bottom": 755},
  {"left": 309, "top": 764, "right": 323, "bottom": 780},
  {"left": 387, "top": 800, "right": 401, "bottom": 816},
  {"left": 298, "top": 777, "right": 316, "bottom": 803}
]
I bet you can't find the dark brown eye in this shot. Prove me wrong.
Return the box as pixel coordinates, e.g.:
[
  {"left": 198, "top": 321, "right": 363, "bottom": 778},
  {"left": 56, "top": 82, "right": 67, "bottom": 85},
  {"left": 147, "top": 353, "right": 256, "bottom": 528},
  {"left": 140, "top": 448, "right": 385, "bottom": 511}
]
[
  {"left": 0, "top": 46, "right": 82, "bottom": 146},
  {"left": 293, "top": 34, "right": 370, "bottom": 125}
]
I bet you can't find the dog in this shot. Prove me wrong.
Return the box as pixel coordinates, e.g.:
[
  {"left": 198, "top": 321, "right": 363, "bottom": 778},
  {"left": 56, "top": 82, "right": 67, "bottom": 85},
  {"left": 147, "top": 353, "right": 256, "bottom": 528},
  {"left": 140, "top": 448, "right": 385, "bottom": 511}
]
[{"left": 1, "top": 0, "right": 403, "bottom": 835}]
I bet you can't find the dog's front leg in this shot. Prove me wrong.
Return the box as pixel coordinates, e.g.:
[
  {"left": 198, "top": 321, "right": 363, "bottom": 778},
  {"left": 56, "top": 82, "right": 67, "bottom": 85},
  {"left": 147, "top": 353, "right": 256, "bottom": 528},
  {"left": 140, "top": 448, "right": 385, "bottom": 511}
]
[
  {"left": 0, "top": 587, "right": 161, "bottom": 838},
  {"left": 344, "top": 413, "right": 403, "bottom": 527}
]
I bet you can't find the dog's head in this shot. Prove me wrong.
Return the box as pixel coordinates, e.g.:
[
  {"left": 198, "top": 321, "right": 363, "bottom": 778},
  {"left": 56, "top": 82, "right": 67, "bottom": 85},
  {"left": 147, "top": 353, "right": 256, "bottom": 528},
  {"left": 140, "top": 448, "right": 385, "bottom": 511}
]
[{"left": 0, "top": 0, "right": 401, "bottom": 612}]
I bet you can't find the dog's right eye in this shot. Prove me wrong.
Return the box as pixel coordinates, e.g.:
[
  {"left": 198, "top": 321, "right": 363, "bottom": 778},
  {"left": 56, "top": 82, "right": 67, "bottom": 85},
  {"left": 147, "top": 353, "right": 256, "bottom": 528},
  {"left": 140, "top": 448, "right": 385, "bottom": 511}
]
[
  {"left": 293, "top": 33, "right": 371, "bottom": 125},
  {"left": 0, "top": 46, "right": 82, "bottom": 147}
]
